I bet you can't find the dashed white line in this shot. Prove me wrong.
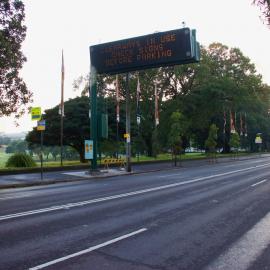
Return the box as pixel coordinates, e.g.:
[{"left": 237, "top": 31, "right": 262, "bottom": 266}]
[
  {"left": 251, "top": 179, "right": 267, "bottom": 187},
  {"left": 29, "top": 228, "right": 147, "bottom": 270}
]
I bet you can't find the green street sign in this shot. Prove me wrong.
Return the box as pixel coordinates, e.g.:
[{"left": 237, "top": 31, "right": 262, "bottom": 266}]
[{"left": 31, "top": 107, "right": 41, "bottom": 121}]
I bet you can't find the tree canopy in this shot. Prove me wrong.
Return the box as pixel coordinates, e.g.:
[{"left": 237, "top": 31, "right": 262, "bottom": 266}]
[
  {"left": 0, "top": 0, "right": 32, "bottom": 117},
  {"left": 26, "top": 42, "right": 270, "bottom": 162},
  {"left": 253, "top": 0, "right": 270, "bottom": 26}
]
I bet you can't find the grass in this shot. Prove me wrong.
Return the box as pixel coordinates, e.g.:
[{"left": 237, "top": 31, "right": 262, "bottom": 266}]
[{"left": 0, "top": 150, "right": 261, "bottom": 172}]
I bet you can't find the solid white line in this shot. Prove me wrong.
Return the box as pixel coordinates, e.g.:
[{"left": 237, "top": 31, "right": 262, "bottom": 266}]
[
  {"left": 1, "top": 162, "right": 270, "bottom": 222},
  {"left": 0, "top": 194, "right": 31, "bottom": 201},
  {"left": 251, "top": 179, "right": 267, "bottom": 187},
  {"left": 205, "top": 212, "right": 270, "bottom": 270},
  {"left": 29, "top": 228, "right": 147, "bottom": 270}
]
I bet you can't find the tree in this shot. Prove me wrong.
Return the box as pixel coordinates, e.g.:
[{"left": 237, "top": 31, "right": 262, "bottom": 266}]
[
  {"left": 229, "top": 132, "right": 240, "bottom": 158},
  {"left": 26, "top": 96, "right": 90, "bottom": 162},
  {"left": 205, "top": 124, "right": 218, "bottom": 162},
  {"left": 168, "top": 111, "right": 188, "bottom": 166},
  {"left": 5, "top": 139, "right": 27, "bottom": 153},
  {"left": 0, "top": 0, "right": 32, "bottom": 117},
  {"left": 253, "top": 0, "right": 270, "bottom": 26}
]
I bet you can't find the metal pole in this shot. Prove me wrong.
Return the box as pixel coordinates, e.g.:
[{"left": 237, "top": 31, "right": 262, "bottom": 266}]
[
  {"left": 60, "top": 50, "right": 64, "bottom": 166},
  {"left": 90, "top": 66, "right": 98, "bottom": 171},
  {"left": 60, "top": 114, "right": 63, "bottom": 166},
  {"left": 125, "top": 73, "right": 131, "bottom": 172},
  {"left": 40, "top": 131, "right": 44, "bottom": 180},
  {"left": 116, "top": 120, "right": 119, "bottom": 159}
]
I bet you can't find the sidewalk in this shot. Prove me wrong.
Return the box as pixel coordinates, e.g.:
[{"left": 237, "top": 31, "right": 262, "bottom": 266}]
[{"left": 0, "top": 153, "right": 268, "bottom": 190}]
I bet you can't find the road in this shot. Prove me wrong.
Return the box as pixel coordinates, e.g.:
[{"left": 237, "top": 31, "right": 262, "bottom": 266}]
[{"left": 1, "top": 157, "right": 270, "bottom": 270}]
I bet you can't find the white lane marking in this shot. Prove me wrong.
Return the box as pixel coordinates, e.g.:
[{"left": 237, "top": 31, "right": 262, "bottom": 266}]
[
  {"left": 158, "top": 162, "right": 270, "bottom": 178},
  {"left": 205, "top": 212, "right": 270, "bottom": 270},
  {"left": 251, "top": 179, "right": 267, "bottom": 187},
  {"left": 0, "top": 194, "right": 32, "bottom": 201},
  {"left": 1, "top": 162, "right": 270, "bottom": 222},
  {"left": 29, "top": 228, "right": 147, "bottom": 270}
]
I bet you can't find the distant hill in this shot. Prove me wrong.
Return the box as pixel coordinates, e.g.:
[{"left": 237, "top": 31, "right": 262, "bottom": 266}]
[{"left": 0, "top": 131, "right": 27, "bottom": 140}]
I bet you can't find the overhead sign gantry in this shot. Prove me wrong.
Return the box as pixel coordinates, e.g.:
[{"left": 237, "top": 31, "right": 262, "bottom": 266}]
[{"left": 89, "top": 27, "right": 200, "bottom": 171}]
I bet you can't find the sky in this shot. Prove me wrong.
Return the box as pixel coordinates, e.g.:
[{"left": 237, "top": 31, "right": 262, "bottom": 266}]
[{"left": 1, "top": 0, "right": 270, "bottom": 134}]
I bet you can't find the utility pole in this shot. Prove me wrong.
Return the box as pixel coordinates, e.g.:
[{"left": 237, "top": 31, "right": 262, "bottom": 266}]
[{"left": 90, "top": 67, "right": 98, "bottom": 171}]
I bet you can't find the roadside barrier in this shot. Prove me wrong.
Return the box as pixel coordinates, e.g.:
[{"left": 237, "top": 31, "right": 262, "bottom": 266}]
[{"left": 103, "top": 158, "right": 126, "bottom": 169}]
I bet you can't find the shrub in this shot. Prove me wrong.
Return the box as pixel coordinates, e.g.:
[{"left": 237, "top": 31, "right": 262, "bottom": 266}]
[{"left": 5, "top": 153, "right": 36, "bottom": 168}]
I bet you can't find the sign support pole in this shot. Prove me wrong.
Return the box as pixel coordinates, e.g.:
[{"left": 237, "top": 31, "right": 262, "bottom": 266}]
[
  {"left": 40, "top": 130, "right": 44, "bottom": 180},
  {"left": 90, "top": 66, "right": 98, "bottom": 171},
  {"left": 125, "top": 73, "right": 131, "bottom": 172}
]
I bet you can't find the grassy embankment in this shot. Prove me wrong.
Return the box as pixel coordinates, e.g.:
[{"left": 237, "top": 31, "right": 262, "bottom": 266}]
[{"left": 0, "top": 151, "right": 251, "bottom": 172}]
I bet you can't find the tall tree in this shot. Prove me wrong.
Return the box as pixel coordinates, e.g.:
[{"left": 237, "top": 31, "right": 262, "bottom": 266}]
[
  {"left": 253, "top": 0, "right": 270, "bottom": 26},
  {"left": 0, "top": 0, "right": 32, "bottom": 117},
  {"left": 26, "top": 97, "right": 90, "bottom": 162}
]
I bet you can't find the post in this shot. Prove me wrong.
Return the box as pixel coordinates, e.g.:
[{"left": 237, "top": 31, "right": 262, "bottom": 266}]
[
  {"left": 90, "top": 66, "right": 98, "bottom": 171},
  {"left": 60, "top": 50, "right": 64, "bottom": 166},
  {"left": 116, "top": 120, "right": 119, "bottom": 159},
  {"left": 40, "top": 131, "right": 44, "bottom": 180},
  {"left": 60, "top": 113, "right": 63, "bottom": 166},
  {"left": 125, "top": 73, "right": 131, "bottom": 172}
]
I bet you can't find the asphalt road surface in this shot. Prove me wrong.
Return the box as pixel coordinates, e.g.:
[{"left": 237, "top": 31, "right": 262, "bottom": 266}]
[{"left": 1, "top": 157, "right": 270, "bottom": 270}]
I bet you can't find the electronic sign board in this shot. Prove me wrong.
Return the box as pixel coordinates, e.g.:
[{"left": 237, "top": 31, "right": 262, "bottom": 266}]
[{"left": 90, "top": 28, "right": 200, "bottom": 74}]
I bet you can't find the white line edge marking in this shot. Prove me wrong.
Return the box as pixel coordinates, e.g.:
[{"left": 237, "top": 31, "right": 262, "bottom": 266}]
[
  {"left": 1, "top": 162, "right": 270, "bottom": 222},
  {"left": 251, "top": 179, "right": 267, "bottom": 187},
  {"left": 29, "top": 228, "right": 147, "bottom": 270},
  {"left": 0, "top": 194, "right": 32, "bottom": 200},
  {"left": 205, "top": 212, "right": 270, "bottom": 270}
]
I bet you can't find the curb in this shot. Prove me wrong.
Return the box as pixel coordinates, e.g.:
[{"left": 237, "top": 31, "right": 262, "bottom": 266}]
[{"left": 0, "top": 154, "right": 267, "bottom": 190}]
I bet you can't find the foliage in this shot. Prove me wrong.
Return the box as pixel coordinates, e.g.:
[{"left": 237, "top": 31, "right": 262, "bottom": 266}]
[
  {"left": 5, "top": 153, "right": 36, "bottom": 167},
  {"left": 26, "top": 96, "right": 90, "bottom": 162},
  {"left": 5, "top": 139, "right": 28, "bottom": 153},
  {"left": 168, "top": 111, "right": 188, "bottom": 165},
  {"left": 70, "top": 42, "right": 270, "bottom": 156},
  {"left": 229, "top": 132, "right": 241, "bottom": 151},
  {"left": 0, "top": 0, "right": 32, "bottom": 117},
  {"left": 253, "top": 0, "right": 270, "bottom": 26},
  {"left": 205, "top": 124, "right": 218, "bottom": 153},
  {"left": 0, "top": 135, "right": 11, "bottom": 145}
]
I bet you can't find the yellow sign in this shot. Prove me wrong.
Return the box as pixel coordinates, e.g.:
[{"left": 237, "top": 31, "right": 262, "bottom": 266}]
[
  {"left": 37, "top": 120, "right": 46, "bottom": 131},
  {"left": 255, "top": 136, "right": 262, "bottom": 144},
  {"left": 37, "top": 126, "right": 45, "bottom": 131},
  {"left": 31, "top": 107, "right": 41, "bottom": 121},
  {"left": 124, "top": 133, "right": 130, "bottom": 138}
]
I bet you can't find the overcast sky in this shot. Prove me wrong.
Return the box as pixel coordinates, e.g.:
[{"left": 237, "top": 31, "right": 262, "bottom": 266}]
[{"left": 1, "top": 0, "right": 270, "bottom": 134}]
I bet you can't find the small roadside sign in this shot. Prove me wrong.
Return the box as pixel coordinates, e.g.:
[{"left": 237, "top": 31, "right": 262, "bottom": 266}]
[
  {"left": 85, "top": 140, "right": 93, "bottom": 159},
  {"left": 255, "top": 136, "right": 262, "bottom": 144},
  {"left": 31, "top": 107, "right": 41, "bottom": 121},
  {"left": 37, "top": 120, "right": 46, "bottom": 131},
  {"left": 124, "top": 133, "right": 130, "bottom": 138}
]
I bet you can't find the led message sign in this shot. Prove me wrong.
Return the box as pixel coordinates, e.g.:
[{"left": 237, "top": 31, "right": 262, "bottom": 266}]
[{"left": 90, "top": 28, "right": 200, "bottom": 74}]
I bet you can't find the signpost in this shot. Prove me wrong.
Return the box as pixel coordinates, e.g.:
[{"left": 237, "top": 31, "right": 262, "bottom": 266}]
[
  {"left": 37, "top": 120, "right": 46, "bottom": 180},
  {"left": 89, "top": 27, "right": 200, "bottom": 172}
]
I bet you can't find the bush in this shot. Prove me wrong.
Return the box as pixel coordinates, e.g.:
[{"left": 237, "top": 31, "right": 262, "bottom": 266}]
[{"left": 5, "top": 153, "right": 36, "bottom": 168}]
